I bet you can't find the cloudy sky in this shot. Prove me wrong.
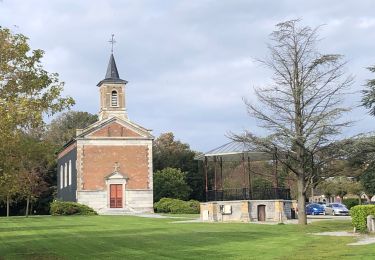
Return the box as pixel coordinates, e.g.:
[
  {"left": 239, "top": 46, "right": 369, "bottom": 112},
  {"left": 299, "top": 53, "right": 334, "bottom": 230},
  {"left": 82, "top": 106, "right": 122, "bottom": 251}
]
[{"left": 1, "top": 0, "right": 374, "bottom": 152}]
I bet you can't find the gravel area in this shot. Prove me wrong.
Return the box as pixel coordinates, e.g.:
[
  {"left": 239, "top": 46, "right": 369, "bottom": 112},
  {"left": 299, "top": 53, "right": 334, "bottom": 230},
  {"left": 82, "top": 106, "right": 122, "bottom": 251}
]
[
  {"left": 312, "top": 231, "right": 375, "bottom": 246},
  {"left": 348, "top": 236, "right": 375, "bottom": 246}
]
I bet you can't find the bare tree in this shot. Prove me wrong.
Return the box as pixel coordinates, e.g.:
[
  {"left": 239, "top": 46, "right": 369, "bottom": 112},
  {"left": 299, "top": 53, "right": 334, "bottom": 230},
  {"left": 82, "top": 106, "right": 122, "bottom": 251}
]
[{"left": 233, "top": 20, "right": 353, "bottom": 225}]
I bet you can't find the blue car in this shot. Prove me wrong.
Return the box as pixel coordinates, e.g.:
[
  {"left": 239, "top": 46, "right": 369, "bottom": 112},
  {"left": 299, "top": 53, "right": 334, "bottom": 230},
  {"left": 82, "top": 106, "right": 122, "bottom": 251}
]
[{"left": 306, "top": 203, "right": 325, "bottom": 215}]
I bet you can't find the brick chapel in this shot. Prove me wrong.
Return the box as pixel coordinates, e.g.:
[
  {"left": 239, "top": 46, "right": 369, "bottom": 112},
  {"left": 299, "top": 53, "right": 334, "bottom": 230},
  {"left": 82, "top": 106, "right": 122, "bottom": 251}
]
[{"left": 57, "top": 51, "right": 154, "bottom": 214}]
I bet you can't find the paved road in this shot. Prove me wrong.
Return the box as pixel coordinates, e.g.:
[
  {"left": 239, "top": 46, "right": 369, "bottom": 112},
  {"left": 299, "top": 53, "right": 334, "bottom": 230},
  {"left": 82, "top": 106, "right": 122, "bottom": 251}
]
[{"left": 308, "top": 215, "right": 351, "bottom": 221}]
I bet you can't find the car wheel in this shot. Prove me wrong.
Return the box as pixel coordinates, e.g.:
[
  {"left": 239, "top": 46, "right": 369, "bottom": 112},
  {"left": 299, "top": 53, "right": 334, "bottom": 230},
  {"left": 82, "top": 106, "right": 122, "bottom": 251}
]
[
  {"left": 323, "top": 211, "right": 326, "bottom": 216},
  {"left": 332, "top": 211, "right": 335, "bottom": 216}
]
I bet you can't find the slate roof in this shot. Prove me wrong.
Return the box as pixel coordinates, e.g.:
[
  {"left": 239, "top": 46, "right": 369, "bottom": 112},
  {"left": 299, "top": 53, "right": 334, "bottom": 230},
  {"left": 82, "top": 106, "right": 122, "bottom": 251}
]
[
  {"left": 195, "top": 141, "right": 273, "bottom": 162},
  {"left": 97, "top": 54, "right": 128, "bottom": 86}
]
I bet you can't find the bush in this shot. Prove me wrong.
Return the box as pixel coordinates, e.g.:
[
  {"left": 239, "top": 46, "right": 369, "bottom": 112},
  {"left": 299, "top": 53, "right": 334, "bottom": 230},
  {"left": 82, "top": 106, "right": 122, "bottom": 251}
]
[
  {"left": 50, "top": 201, "right": 98, "bottom": 216},
  {"left": 154, "top": 198, "right": 200, "bottom": 214},
  {"left": 153, "top": 168, "right": 191, "bottom": 202},
  {"left": 350, "top": 205, "right": 375, "bottom": 232},
  {"left": 342, "top": 198, "right": 360, "bottom": 209}
]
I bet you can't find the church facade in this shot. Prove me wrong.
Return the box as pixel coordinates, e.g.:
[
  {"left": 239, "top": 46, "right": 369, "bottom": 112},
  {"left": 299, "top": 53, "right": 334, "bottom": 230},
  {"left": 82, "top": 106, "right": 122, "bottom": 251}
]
[{"left": 57, "top": 53, "right": 154, "bottom": 214}]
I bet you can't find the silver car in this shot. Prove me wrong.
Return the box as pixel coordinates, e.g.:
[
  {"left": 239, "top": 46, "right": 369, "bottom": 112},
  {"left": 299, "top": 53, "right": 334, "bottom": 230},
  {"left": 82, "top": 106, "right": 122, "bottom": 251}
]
[{"left": 324, "top": 203, "right": 349, "bottom": 216}]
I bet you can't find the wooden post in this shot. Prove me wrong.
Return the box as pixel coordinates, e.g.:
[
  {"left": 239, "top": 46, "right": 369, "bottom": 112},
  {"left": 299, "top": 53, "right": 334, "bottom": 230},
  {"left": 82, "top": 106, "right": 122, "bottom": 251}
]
[
  {"left": 274, "top": 149, "right": 279, "bottom": 189},
  {"left": 248, "top": 156, "right": 252, "bottom": 199},
  {"left": 6, "top": 195, "right": 10, "bottom": 217},
  {"left": 214, "top": 156, "right": 217, "bottom": 191},
  {"left": 220, "top": 157, "right": 223, "bottom": 190},
  {"left": 214, "top": 156, "right": 217, "bottom": 201},
  {"left": 204, "top": 157, "right": 208, "bottom": 202},
  {"left": 242, "top": 153, "right": 246, "bottom": 199}
]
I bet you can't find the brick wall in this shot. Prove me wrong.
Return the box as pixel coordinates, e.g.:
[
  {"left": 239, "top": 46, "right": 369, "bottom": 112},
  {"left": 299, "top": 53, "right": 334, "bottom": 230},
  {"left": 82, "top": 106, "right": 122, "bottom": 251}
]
[
  {"left": 89, "top": 122, "right": 141, "bottom": 137},
  {"left": 82, "top": 145, "right": 149, "bottom": 190}
]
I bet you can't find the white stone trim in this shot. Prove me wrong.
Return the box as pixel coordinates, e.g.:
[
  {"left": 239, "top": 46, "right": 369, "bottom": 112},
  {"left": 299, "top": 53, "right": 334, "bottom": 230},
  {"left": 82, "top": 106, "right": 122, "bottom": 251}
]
[
  {"left": 79, "top": 116, "right": 153, "bottom": 139},
  {"left": 76, "top": 144, "right": 84, "bottom": 190},
  {"left": 105, "top": 174, "right": 127, "bottom": 209},
  {"left": 77, "top": 139, "right": 152, "bottom": 146},
  {"left": 148, "top": 142, "right": 153, "bottom": 189}
]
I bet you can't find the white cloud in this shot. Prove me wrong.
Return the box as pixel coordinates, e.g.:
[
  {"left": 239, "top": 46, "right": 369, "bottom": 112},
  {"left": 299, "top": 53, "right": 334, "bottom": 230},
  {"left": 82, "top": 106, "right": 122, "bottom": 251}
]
[{"left": 1, "top": 0, "right": 375, "bottom": 151}]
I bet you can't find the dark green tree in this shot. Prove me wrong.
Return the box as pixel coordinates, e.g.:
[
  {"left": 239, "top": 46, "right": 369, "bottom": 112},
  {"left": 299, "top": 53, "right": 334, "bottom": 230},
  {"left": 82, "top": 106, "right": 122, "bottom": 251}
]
[
  {"left": 361, "top": 164, "right": 375, "bottom": 197},
  {"left": 153, "top": 133, "right": 204, "bottom": 201},
  {"left": 153, "top": 168, "right": 192, "bottom": 202},
  {"left": 362, "top": 65, "right": 375, "bottom": 116},
  {"left": 44, "top": 111, "right": 98, "bottom": 147}
]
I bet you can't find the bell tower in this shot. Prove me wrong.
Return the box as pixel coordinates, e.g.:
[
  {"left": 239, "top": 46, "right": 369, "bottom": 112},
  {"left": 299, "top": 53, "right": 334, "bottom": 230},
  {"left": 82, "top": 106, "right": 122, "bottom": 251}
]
[{"left": 97, "top": 36, "right": 128, "bottom": 121}]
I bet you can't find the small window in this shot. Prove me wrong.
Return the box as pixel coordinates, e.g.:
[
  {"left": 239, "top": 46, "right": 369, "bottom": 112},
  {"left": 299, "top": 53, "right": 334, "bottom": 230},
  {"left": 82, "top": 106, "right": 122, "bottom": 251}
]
[{"left": 111, "top": 90, "right": 118, "bottom": 107}]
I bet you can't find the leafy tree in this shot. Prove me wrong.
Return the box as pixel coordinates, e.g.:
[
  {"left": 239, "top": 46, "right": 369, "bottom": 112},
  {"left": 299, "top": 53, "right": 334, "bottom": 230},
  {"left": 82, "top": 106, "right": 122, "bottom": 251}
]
[
  {"left": 153, "top": 133, "right": 204, "bottom": 201},
  {"left": 0, "top": 27, "right": 74, "bottom": 215},
  {"left": 153, "top": 168, "right": 192, "bottom": 202},
  {"left": 232, "top": 20, "right": 352, "bottom": 224},
  {"left": 16, "top": 134, "right": 54, "bottom": 216},
  {"left": 339, "top": 135, "right": 375, "bottom": 199},
  {"left": 45, "top": 111, "right": 98, "bottom": 147},
  {"left": 362, "top": 65, "right": 375, "bottom": 116},
  {"left": 318, "top": 177, "right": 363, "bottom": 202},
  {"left": 361, "top": 164, "right": 375, "bottom": 197},
  {"left": 0, "top": 173, "right": 19, "bottom": 217}
]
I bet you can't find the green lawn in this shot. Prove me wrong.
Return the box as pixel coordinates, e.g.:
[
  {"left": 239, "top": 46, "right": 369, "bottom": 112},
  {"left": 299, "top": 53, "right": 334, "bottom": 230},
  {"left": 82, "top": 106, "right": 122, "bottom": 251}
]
[{"left": 0, "top": 215, "right": 373, "bottom": 259}]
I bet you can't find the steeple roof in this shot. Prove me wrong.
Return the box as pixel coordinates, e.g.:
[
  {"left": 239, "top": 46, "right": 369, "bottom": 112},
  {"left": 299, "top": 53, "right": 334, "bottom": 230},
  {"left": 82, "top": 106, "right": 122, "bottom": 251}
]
[{"left": 97, "top": 54, "right": 128, "bottom": 86}]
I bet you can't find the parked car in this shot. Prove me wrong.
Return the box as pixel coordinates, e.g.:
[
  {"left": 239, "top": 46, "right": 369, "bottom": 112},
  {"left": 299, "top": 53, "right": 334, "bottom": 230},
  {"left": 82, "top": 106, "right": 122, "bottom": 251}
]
[
  {"left": 324, "top": 203, "right": 349, "bottom": 216},
  {"left": 306, "top": 203, "right": 325, "bottom": 215},
  {"left": 317, "top": 202, "right": 327, "bottom": 209}
]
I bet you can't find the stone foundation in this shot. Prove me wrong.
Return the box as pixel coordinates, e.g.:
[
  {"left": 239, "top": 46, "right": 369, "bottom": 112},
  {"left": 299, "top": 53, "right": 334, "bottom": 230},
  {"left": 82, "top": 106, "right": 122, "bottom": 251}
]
[
  {"left": 200, "top": 200, "right": 297, "bottom": 222},
  {"left": 77, "top": 189, "right": 153, "bottom": 214}
]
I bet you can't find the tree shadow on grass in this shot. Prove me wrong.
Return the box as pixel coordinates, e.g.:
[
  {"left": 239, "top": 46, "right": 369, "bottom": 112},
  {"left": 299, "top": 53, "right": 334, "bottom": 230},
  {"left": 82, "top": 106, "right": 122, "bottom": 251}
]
[
  {"left": 1, "top": 227, "right": 283, "bottom": 259},
  {"left": 0, "top": 224, "right": 95, "bottom": 233}
]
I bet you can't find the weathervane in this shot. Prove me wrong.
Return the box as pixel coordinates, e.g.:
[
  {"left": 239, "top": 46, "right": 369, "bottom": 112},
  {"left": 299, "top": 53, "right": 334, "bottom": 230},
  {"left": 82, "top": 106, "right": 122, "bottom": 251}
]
[{"left": 108, "top": 34, "right": 116, "bottom": 53}]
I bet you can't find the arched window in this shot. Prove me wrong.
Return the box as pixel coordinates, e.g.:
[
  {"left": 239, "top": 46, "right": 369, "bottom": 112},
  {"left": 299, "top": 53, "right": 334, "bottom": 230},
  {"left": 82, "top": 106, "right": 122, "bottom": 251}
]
[
  {"left": 64, "top": 163, "right": 68, "bottom": 187},
  {"left": 68, "top": 160, "right": 72, "bottom": 186},
  {"left": 111, "top": 90, "right": 118, "bottom": 107},
  {"left": 60, "top": 165, "right": 63, "bottom": 189}
]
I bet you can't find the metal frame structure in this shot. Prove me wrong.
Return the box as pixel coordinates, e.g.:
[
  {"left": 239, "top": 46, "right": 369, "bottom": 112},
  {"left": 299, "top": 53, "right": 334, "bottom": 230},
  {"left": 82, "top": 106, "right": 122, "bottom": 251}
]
[{"left": 196, "top": 141, "right": 290, "bottom": 202}]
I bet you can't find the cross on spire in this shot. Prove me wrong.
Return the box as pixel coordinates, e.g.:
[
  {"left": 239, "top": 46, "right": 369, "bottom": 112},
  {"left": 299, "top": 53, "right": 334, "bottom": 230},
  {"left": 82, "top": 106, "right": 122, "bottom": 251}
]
[{"left": 108, "top": 34, "right": 116, "bottom": 53}]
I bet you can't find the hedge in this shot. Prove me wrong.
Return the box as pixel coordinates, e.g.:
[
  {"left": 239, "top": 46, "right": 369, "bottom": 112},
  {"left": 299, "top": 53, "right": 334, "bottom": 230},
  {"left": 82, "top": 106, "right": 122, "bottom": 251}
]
[
  {"left": 154, "top": 198, "right": 200, "bottom": 214},
  {"left": 50, "top": 201, "right": 98, "bottom": 216},
  {"left": 342, "top": 198, "right": 361, "bottom": 210},
  {"left": 350, "top": 205, "right": 375, "bottom": 232}
]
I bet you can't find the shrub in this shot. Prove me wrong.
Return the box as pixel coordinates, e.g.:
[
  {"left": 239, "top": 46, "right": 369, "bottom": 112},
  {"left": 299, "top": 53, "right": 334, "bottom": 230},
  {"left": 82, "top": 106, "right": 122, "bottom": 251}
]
[
  {"left": 154, "top": 198, "right": 200, "bottom": 214},
  {"left": 342, "top": 198, "right": 360, "bottom": 209},
  {"left": 153, "top": 168, "right": 191, "bottom": 202},
  {"left": 50, "top": 201, "right": 98, "bottom": 216},
  {"left": 350, "top": 205, "right": 375, "bottom": 232}
]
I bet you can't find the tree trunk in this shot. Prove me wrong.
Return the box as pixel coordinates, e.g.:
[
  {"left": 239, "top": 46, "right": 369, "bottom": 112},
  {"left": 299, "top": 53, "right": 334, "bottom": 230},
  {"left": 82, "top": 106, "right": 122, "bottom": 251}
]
[
  {"left": 25, "top": 196, "right": 30, "bottom": 218},
  {"left": 6, "top": 195, "right": 10, "bottom": 217},
  {"left": 297, "top": 175, "right": 307, "bottom": 225}
]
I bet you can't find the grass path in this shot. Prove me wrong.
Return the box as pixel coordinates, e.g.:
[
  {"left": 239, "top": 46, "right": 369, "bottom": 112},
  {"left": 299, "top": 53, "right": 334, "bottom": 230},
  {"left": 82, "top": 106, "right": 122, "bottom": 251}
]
[{"left": 0, "top": 215, "right": 373, "bottom": 259}]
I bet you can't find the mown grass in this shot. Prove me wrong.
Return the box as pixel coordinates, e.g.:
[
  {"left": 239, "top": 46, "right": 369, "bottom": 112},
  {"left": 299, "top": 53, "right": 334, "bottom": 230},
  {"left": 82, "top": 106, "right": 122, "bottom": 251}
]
[{"left": 0, "top": 215, "right": 373, "bottom": 259}]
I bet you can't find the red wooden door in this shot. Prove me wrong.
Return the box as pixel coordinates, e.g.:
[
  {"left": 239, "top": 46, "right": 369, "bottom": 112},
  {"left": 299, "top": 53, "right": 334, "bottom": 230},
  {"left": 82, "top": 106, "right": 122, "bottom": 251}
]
[{"left": 110, "top": 184, "right": 123, "bottom": 208}]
